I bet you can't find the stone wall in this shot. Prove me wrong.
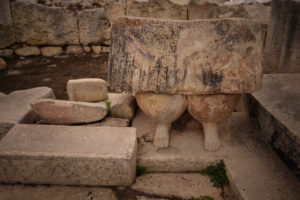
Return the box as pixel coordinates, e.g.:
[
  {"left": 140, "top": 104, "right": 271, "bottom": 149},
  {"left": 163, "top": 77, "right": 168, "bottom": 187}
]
[{"left": 0, "top": 0, "right": 271, "bottom": 57}]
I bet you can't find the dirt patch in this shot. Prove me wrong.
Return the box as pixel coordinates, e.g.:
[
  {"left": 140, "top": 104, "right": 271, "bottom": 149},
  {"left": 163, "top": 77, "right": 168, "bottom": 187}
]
[{"left": 0, "top": 54, "right": 109, "bottom": 100}]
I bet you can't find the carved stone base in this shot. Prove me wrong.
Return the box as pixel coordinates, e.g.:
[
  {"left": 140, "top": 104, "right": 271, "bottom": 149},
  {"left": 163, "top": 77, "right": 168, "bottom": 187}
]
[
  {"left": 187, "top": 94, "right": 241, "bottom": 151},
  {"left": 136, "top": 93, "right": 186, "bottom": 148}
]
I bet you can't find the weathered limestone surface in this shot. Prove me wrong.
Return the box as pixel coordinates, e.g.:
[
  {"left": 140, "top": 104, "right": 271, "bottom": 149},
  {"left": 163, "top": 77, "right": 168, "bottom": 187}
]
[
  {"left": 108, "top": 17, "right": 262, "bottom": 94},
  {"left": 263, "top": 0, "right": 300, "bottom": 73},
  {"left": 0, "top": 93, "right": 6, "bottom": 98},
  {"left": 132, "top": 173, "right": 222, "bottom": 200},
  {"left": 108, "top": 93, "right": 137, "bottom": 119},
  {"left": 134, "top": 110, "right": 300, "bottom": 200},
  {"left": 0, "top": 0, "right": 15, "bottom": 49},
  {"left": 126, "top": 0, "right": 187, "bottom": 20},
  {"left": 11, "top": 0, "right": 79, "bottom": 45},
  {"left": 41, "top": 47, "right": 63, "bottom": 57},
  {"left": 0, "top": 87, "right": 55, "bottom": 125},
  {"left": 31, "top": 99, "right": 107, "bottom": 125},
  {"left": 0, "top": 58, "right": 7, "bottom": 71},
  {"left": 66, "top": 46, "right": 83, "bottom": 55},
  {"left": 248, "top": 74, "right": 300, "bottom": 178},
  {"left": 77, "top": 8, "right": 110, "bottom": 45},
  {"left": 0, "top": 49, "right": 14, "bottom": 57},
  {"left": 0, "top": 124, "right": 137, "bottom": 186},
  {"left": 88, "top": 117, "right": 130, "bottom": 127},
  {"left": 0, "top": 184, "right": 117, "bottom": 200},
  {"left": 15, "top": 46, "right": 41, "bottom": 57},
  {"left": 67, "top": 78, "right": 108, "bottom": 102}
]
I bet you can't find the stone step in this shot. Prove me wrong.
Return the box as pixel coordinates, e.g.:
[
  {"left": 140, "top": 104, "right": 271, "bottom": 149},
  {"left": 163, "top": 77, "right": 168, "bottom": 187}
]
[
  {"left": 0, "top": 124, "right": 137, "bottom": 186},
  {"left": 131, "top": 173, "right": 223, "bottom": 200},
  {"left": 133, "top": 110, "right": 300, "bottom": 200},
  {"left": 0, "top": 87, "right": 55, "bottom": 140},
  {"left": 0, "top": 184, "right": 117, "bottom": 200},
  {"left": 248, "top": 74, "right": 300, "bottom": 178}
]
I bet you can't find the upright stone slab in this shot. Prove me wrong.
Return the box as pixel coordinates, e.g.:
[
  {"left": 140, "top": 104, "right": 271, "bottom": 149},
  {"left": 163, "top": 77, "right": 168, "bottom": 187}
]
[
  {"left": 263, "top": 0, "right": 300, "bottom": 73},
  {"left": 0, "top": 124, "right": 137, "bottom": 186},
  {"left": 108, "top": 17, "right": 262, "bottom": 95}
]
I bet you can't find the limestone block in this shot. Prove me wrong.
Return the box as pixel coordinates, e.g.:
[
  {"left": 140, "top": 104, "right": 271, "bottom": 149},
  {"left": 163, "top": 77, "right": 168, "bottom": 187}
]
[
  {"left": 66, "top": 46, "right": 83, "bottom": 55},
  {"left": 0, "top": 25, "right": 16, "bottom": 49},
  {"left": 0, "top": 87, "right": 55, "bottom": 125},
  {"left": 67, "top": 78, "right": 108, "bottom": 102},
  {"left": 132, "top": 173, "right": 222, "bottom": 200},
  {"left": 77, "top": 8, "right": 110, "bottom": 45},
  {"left": 0, "top": 92, "right": 6, "bottom": 98},
  {"left": 108, "top": 93, "right": 137, "bottom": 120},
  {"left": 88, "top": 117, "right": 130, "bottom": 127},
  {"left": 0, "top": 184, "right": 117, "bottom": 200},
  {"left": 0, "top": 49, "right": 14, "bottom": 57},
  {"left": 15, "top": 46, "right": 40, "bottom": 56},
  {"left": 0, "top": 58, "right": 7, "bottom": 71},
  {"left": 108, "top": 17, "right": 263, "bottom": 94},
  {"left": 11, "top": 0, "right": 79, "bottom": 45},
  {"left": 0, "top": 124, "right": 137, "bottom": 186},
  {"left": 30, "top": 99, "right": 107, "bottom": 125},
  {"left": 263, "top": 0, "right": 300, "bottom": 73},
  {"left": 126, "top": 0, "right": 187, "bottom": 19},
  {"left": 41, "top": 47, "right": 63, "bottom": 57}
]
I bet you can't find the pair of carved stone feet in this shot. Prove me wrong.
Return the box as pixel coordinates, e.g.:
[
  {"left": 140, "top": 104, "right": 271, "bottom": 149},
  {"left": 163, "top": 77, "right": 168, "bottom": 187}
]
[{"left": 136, "top": 93, "right": 240, "bottom": 151}]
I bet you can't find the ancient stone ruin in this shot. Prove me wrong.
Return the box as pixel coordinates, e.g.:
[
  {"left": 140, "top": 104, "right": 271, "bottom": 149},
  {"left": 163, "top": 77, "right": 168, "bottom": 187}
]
[{"left": 108, "top": 17, "right": 263, "bottom": 150}]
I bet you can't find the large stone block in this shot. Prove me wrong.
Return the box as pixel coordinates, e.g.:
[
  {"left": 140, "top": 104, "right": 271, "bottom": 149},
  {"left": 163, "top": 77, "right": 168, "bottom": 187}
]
[
  {"left": 0, "top": 124, "right": 137, "bottom": 186},
  {"left": 126, "top": 0, "right": 187, "bottom": 20},
  {"left": 0, "top": 87, "right": 55, "bottom": 125},
  {"left": 108, "top": 17, "right": 263, "bottom": 94},
  {"left": 31, "top": 99, "right": 107, "bottom": 125},
  {"left": 263, "top": 0, "right": 300, "bottom": 73},
  {"left": 108, "top": 93, "right": 136, "bottom": 120},
  {"left": 11, "top": 0, "right": 79, "bottom": 45},
  {"left": 77, "top": 8, "right": 110, "bottom": 45},
  {"left": 0, "top": 25, "right": 16, "bottom": 49},
  {"left": 67, "top": 78, "right": 108, "bottom": 102}
]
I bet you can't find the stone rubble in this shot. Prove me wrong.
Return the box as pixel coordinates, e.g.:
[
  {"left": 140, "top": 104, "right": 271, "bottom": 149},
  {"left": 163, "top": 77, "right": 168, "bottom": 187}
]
[
  {"left": 66, "top": 46, "right": 84, "bottom": 55},
  {"left": 108, "top": 93, "right": 137, "bottom": 120},
  {"left": 15, "top": 46, "right": 41, "bottom": 56},
  {"left": 30, "top": 98, "right": 107, "bottom": 125},
  {"left": 40, "top": 47, "right": 63, "bottom": 57},
  {"left": 67, "top": 78, "right": 108, "bottom": 102},
  {"left": 0, "top": 58, "right": 7, "bottom": 71}
]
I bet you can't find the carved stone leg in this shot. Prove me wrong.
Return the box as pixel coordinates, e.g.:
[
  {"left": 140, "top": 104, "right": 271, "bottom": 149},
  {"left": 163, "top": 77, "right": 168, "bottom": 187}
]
[
  {"left": 187, "top": 94, "right": 241, "bottom": 151},
  {"left": 136, "top": 93, "right": 186, "bottom": 148},
  {"left": 201, "top": 122, "right": 221, "bottom": 151}
]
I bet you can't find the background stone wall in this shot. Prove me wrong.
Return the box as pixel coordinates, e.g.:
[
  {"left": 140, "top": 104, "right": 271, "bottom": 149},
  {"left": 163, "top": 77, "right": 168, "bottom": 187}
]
[{"left": 2, "top": 0, "right": 288, "bottom": 72}]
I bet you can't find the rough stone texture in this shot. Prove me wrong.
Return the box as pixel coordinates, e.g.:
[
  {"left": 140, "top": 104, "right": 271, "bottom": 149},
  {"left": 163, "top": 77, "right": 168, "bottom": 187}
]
[
  {"left": 126, "top": 0, "right": 187, "bottom": 20},
  {"left": 0, "top": 93, "right": 6, "bottom": 98},
  {"left": 91, "top": 45, "right": 109, "bottom": 54},
  {"left": 0, "top": 58, "right": 7, "bottom": 71},
  {"left": 66, "top": 46, "right": 84, "bottom": 55},
  {"left": 263, "top": 0, "right": 300, "bottom": 73},
  {"left": 41, "top": 47, "right": 63, "bottom": 57},
  {"left": 0, "top": 49, "right": 14, "bottom": 57},
  {"left": 0, "top": 184, "right": 117, "bottom": 200},
  {"left": 83, "top": 46, "right": 91, "bottom": 53},
  {"left": 0, "top": 124, "right": 137, "bottom": 186},
  {"left": 77, "top": 8, "right": 110, "bottom": 45},
  {"left": 67, "top": 78, "right": 108, "bottom": 102},
  {"left": 188, "top": 1, "right": 220, "bottom": 19},
  {"left": 88, "top": 117, "right": 130, "bottom": 127},
  {"left": 134, "top": 110, "right": 300, "bottom": 200},
  {"left": 137, "top": 197, "right": 168, "bottom": 200},
  {"left": 108, "top": 93, "right": 136, "bottom": 120},
  {"left": 108, "top": 17, "right": 263, "bottom": 94},
  {"left": 0, "top": 25, "right": 16, "bottom": 49},
  {"left": 30, "top": 99, "right": 107, "bottom": 125},
  {"left": 132, "top": 173, "right": 222, "bottom": 200},
  {"left": 11, "top": 0, "right": 79, "bottom": 45},
  {"left": 136, "top": 93, "right": 186, "bottom": 148},
  {"left": 0, "top": 123, "right": 13, "bottom": 141},
  {"left": 0, "top": 0, "right": 15, "bottom": 49},
  {"left": 0, "top": 87, "right": 55, "bottom": 125},
  {"left": 15, "top": 46, "right": 41, "bottom": 57},
  {"left": 248, "top": 74, "right": 300, "bottom": 178}
]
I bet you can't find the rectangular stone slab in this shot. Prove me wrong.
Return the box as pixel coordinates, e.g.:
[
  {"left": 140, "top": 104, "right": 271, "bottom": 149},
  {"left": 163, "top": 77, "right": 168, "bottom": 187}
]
[
  {"left": 0, "top": 124, "right": 137, "bottom": 186},
  {"left": 108, "top": 17, "right": 262, "bottom": 94}
]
